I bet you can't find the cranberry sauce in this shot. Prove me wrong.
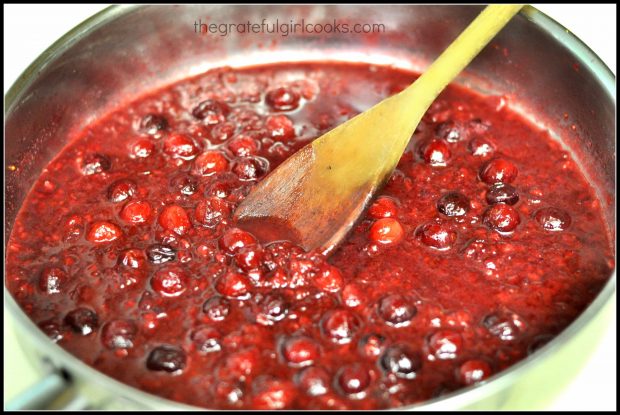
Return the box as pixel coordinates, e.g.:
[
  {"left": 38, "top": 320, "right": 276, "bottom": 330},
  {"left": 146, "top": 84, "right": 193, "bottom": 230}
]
[{"left": 6, "top": 63, "right": 614, "bottom": 409}]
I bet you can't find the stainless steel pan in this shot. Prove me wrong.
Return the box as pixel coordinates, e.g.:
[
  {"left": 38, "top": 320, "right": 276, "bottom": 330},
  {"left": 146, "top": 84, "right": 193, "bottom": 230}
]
[{"left": 4, "top": 5, "right": 615, "bottom": 410}]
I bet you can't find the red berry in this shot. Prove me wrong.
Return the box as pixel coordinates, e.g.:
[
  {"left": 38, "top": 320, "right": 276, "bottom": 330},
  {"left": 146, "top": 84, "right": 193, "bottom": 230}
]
[
  {"left": 192, "top": 150, "right": 230, "bottom": 176},
  {"left": 252, "top": 377, "right": 296, "bottom": 410},
  {"left": 336, "top": 364, "right": 371, "bottom": 396},
  {"left": 483, "top": 204, "right": 521, "bottom": 233},
  {"left": 469, "top": 137, "right": 495, "bottom": 157},
  {"left": 380, "top": 344, "right": 421, "bottom": 379},
  {"left": 265, "top": 115, "right": 295, "bottom": 141},
  {"left": 313, "top": 265, "right": 344, "bottom": 293},
  {"left": 219, "top": 228, "right": 258, "bottom": 254},
  {"left": 191, "top": 326, "right": 222, "bottom": 353},
  {"left": 296, "top": 366, "right": 330, "bottom": 396},
  {"left": 415, "top": 222, "right": 457, "bottom": 250},
  {"left": 203, "top": 296, "right": 231, "bottom": 321},
  {"left": 81, "top": 153, "right": 111, "bottom": 175},
  {"left": 129, "top": 139, "right": 154, "bottom": 158},
  {"left": 378, "top": 294, "right": 417, "bottom": 327},
  {"left": 164, "top": 133, "right": 199, "bottom": 159},
  {"left": 146, "top": 345, "right": 187, "bottom": 372},
  {"left": 368, "top": 196, "right": 398, "bottom": 219},
  {"left": 234, "top": 246, "right": 264, "bottom": 272},
  {"left": 419, "top": 139, "right": 450, "bottom": 166},
  {"left": 65, "top": 308, "right": 99, "bottom": 335},
  {"left": 369, "top": 218, "right": 404, "bottom": 245},
  {"left": 192, "top": 99, "right": 229, "bottom": 124},
  {"left": 118, "top": 248, "right": 146, "bottom": 269},
  {"left": 534, "top": 207, "right": 571, "bottom": 231},
  {"left": 195, "top": 197, "right": 231, "bottom": 227},
  {"left": 458, "top": 360, "right": 492, "bottom": 385},
  {"left": 87, "top": 221, "right": 122, "bottom": 244},
  {"left": 486, "top": 183, "right": 519, "bottom": 205},
  {"left": 159, "top": 205, "right": 192, "bottom": 235},
  {"left": 427, "top": 330, "right": 463, "bottom": 360},
  {"left": 140, "top": 113, "right": 168, "bottom": 135},
  {"left": 233, "top": 157, "right": 268, "bottom": 181},
  {"left": 215, "top": 271, "right": 253, "bottom": 299},
  {"left": 107, "top": 179, "right": 137, "bottom": 203},
  {"left": 265, "top": 87, "right": 301, "bottom": 111},
  {"left": 320, "top": 310, "right": 362, "bottom": 344},
  {"left": 341, "top": 283, "right": 367, "bottom": 308},
  {"left": 120, "top": 200, "right": 152, "bottom": 223},
  {"left": 358, "top": 333, "right": 388, "bottom": 359},
  {"left": 479, "top": 158, "right": 518, "bottom": 184},
  {"left": 437, "top": 192, "right": 470, "bottom": 217},
  {"left": 150, "top": 266, "right": 189, "bottom": 297},
  {"left": 228, "top": 135, "right": 260, "bottom": 157},
  {"left": 210, "top": 122, "right": 236, "bottom": 142},
  {"left": 280, "top": 336, "right": 320, "bottom": 367}
]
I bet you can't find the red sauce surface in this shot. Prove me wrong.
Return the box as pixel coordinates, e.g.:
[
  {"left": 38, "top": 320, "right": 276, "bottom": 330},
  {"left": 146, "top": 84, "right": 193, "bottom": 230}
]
[{"left": 6, "top": 63, "right": 614, "bottom": 410}]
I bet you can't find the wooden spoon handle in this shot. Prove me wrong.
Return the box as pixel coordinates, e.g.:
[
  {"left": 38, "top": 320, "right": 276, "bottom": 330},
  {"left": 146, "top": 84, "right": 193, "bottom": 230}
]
[{"left": 401, "top": 5, "right": 523, "bottom": 112}]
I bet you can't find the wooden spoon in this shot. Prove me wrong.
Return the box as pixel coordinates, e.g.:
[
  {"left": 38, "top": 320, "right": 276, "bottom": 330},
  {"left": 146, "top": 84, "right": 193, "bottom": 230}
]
[{"left": 234, "top": 5, "right": 523, "bottom": 255}]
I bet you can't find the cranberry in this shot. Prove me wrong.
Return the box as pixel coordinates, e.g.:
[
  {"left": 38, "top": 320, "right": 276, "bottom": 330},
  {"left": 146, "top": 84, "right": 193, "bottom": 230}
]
[
  {"left": 81, "top": 153, "right": 111, "bottom": 175},
  {"left": 164, "top": 133, "right": 200, "bottom": 159},
  {"left": 233, "top": 156, "right": 268, "bottom": 181},
  {"left": 39, "top": 267, "right": 66, "bottom": 294},
  {"left": 265, "top": 87, "right": 301, "bottom": 111},
  {"left": 534, "top": 207, "right": 571, "bottom": 231},
  {"left": 215, "top": 271, "right": 253, "bottom": 299},
  {"left": 219, "top": 228, "right": 258, "bottom": 254},
  {"left": 427, "top": 330, "right": 462, "bottom": 359},
  {"left": 129, "top": 139, "right": 155, "bottom": 158},
  {"left": 158, "top": 205, "right": 192, "bottom": 236},
  {"left": 415, "top": 222, "right": 457, "bottom": 250},
  {"left": 380, "top": 344, "right": 422, "bottom": 379},
  {"left": 87, "top": 221, "right": 122, "bottom": 244},
  {"left": 150, "top": 266, "right": 189, "bottom": 297},
  {"left": 486, "top": 183, "right": 519, "bottom": 205},
  {"left": 192, "top": 99, "right": 230, "bottom": 124},
  {"left": 192, "top": 326, "right": 222, "bottom": 353},
  {"left": 437, "top": 192, "right": 470, "bottom": 217},
  {"left": 256, "top": 293, "right": 289, "bottom": 323},
  {"left": 146, "top": 244, "right": 176, "bottom": 264},
  {"left": 369, "top": 218, "right": 404, "bottom": 245},
  {"left": 224, "top": 347, "right": 260, "bottom": 378},
  {"left": 234, "top": 246, "right": 263, "bottom": 272},
  {"left": 313, "top": 265, "right": 344, "bottom": 293},
  {"left": 419, "top": 139, "right": 450, "bottom": 166},
  {"left": 252, "top": 377, "right": 296, "bottom": 410},
  {"left": 483, "top": 204, "right": 520, "bottom": 233},
  {"left": 358, "top": 333, "right": 388, "bottom": 359},
  {"left": 107, "top": 179, "right": 137, "bottom": 203},
  {"left": 193, "top": 151, "right": 230, "bottom": 176},
  {"left": 140, "top": 113, "right": 168, "bottom": 135},
  {"left": 482, "top": 312, "right": 527, "bottom": 341},
  {"left": 146, "top": 345, "right": 187, "bottom": 373},
  {"left": 64, "top": 308, "right": 99, "bottom": 336},
  {"left": 120, "top": 200, "right": 152, "bottom": 224},
  {"left": 458, "top": 360, "right": 492, "bottom": 385},
  {"left": 228, "top": 135, "right": 260, "bottom": 157},
  {"left": 195, "top": 197, "right": 231, "bottom": 227},
  {"left": 101, "top": 319, "right": 137, "bottom": 349},
  {"left": 468, "top": 137, "right": 495, "bottom": 157},
  {"left": 341, "top": 283, "right": 367, "bottom": 308},
  {"left": 378, "top": 294, "right": 417, "bottom": 327},
  {"left": 118, "top": 248, "right": 146, "bottom": 269},
  {"left": 336, "top": 364, "right": 371, "bottom": 397},
  {"left": 368, "top": 196, "right": 398, "bottom": 219},
  {"left": 320, "top": 309, "right": 362, "bottom": 344},
  {"left": 296, "top": 366, "right": 330, "bottom": 396},
  {"left": 38, "top": 320, "right": 63, "bottom": 342},
  {"left": 479, "top": 158, "right": 518, "bottom": 184},
  {"left": 169, "top": 174, "right": 197, "bottom": 196},
  {"left": 210, "top": 122, "right": 237, "bottom": 142},
  {"left": 280, "top": 336, "right": 320, "bottom": 367},
  {"left": 203, "top": 296, "right": 231, "bottom": 321},
  {"left": 265, "top": 115, "right": 295, "bottom": 141}
]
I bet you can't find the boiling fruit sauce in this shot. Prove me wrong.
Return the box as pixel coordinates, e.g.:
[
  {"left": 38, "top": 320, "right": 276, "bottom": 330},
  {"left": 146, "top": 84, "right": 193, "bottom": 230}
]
[{"left": 6, "top": 63, "right": 614, "bottom": 409}]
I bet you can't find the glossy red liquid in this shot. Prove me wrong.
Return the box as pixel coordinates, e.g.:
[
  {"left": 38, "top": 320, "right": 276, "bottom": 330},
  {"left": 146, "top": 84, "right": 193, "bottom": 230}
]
[{"left": 6, "top": 63, "right": 614, "bottom": 409}]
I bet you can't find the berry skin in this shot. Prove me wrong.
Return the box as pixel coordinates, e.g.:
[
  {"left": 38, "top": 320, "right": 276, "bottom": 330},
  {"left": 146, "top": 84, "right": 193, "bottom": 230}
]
[
  {"left": 158, "top": 205, "right": 192, "bottom": 235},
  {"left": 380, "top": 344, "right": 422, "bottom": 379},
  {"left": 437, "top": 192, "right": 470, "bottom": 217},
  {"left": 368, "top": 196, "right": 398, "bottom": 219},
  {"left": 39, "top": 267, "right": 67, "bottom": 294},
  {"left": 486, "top": 183, "right": 519, "bottom": 205},
  {"left": 192, "top": 99, "right": 230, "bottom": 124},
  {"left": 369, "top": 218, "right": 404, "bottom": 245},
  {"left": 219, "top": 228, "right": 258, "bottom": 254},
  {"left": 280, "top": 336, "right": 320, "bottom": 367},
  {"left": 419, "top": 139, "right": 451, "bottom": 166},
  {"left": 427, "top": 330, "right": 463, "bottom": 360},
  {"left": 336, "top": 364, "right": 371, "bottom": 397},
  {"left": 120, "top": 200, "right": 152, "bottom": 224},
  {"left": 87, "top": 221, "right": 123, "bottom": 244},
  {"left": 320, "top": 310, "right": 362, "bottom": 344},
  {"left": 164, "top": 133, "right": 199, "bottom": 159},
  {"left": 479, "top": 159, "right": 518, "bottom": 184},
  {"left": 415, "top": 222, "right": 457, "bottom": 250},
  {"left": 65, "top": 308, "right": 99, "bottom": 336},
  {"left": 101, "top": 319, "right": 138, "bottom": 349},
  {"left": 81, "top": 153, "right": 111, "bottom": 175},
  {"left": 534, "top": 207, "right": 571, "bottom": 231},
  {"left": 483, "top": 204, "right": 521, "bottom": 233},
  {"left": 458, "top": 360, "right": 492, "bottom": 385},
  {"left": 146, "top": 345, "right": 187, "bottom": 373},
  {"left": 107, "top": 179, "right": 137, "bottom": 203},
  {"left": 378, "top": 294, "right": 417, "bottom": 327},
  {"left": 195, "top": 197, "right": 231, "bottom": 227},
  {"left": 265, "top": 115, "right": 295, "bottom": 141},
  {"left": 265, "top": 87, "right": 301, "bottom": 111},
  {"left": 215, "top": 271, "right": 253, "bottom": 299},
  {"left": 192, "top": 151, "right": 230, "bottom": 176},
  {"left": 150, "top": 266, "right": 189, "bottom": 297}
]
